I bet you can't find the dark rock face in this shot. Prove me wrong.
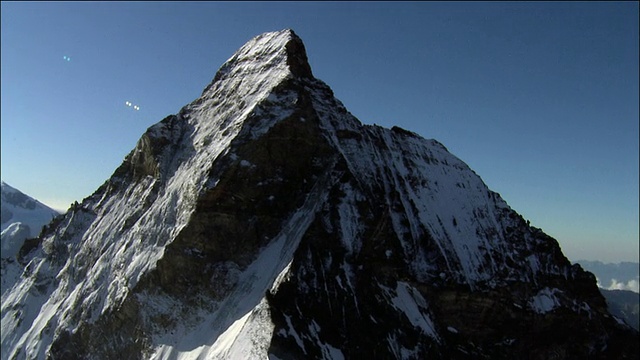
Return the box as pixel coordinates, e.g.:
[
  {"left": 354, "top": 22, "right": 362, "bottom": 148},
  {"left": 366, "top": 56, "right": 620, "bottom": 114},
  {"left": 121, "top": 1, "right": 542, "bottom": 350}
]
[
  {"left": 284, "top": 30, "right": 313, "bottom": 78},
  {"left": 262, "top": 121, "right": 637, "bottom": 358},
  {"left": 3, "top": 29, "right": 638, "bottom": 360},
  {"left": 140, "top": 81, "right": 337, "bottom": 304}
]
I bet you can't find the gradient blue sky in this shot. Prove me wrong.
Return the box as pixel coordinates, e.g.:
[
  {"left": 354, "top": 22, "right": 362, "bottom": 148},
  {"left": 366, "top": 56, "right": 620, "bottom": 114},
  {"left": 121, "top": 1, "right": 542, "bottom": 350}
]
[{"left": 1, "top": 2, "right": 638, "bottom": 262}]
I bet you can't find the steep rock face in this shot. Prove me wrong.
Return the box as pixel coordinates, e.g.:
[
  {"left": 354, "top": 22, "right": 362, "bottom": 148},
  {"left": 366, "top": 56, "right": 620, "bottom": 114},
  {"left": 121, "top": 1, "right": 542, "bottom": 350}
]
[{"left": 1, "top": 30, "right": 638, "bottom": 360}]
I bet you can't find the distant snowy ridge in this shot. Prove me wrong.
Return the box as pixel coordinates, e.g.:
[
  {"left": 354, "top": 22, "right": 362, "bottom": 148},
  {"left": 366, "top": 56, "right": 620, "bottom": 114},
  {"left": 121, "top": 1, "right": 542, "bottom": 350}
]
[{"left": 1, "top": 181, "right": 59, "bottom": 258}]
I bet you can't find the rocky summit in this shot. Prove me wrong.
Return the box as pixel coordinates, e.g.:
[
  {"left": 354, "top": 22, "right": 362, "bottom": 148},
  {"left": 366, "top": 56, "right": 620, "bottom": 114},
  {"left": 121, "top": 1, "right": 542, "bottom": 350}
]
[{"left": 1, "top": 29, "right": 638, "bottom": 360}]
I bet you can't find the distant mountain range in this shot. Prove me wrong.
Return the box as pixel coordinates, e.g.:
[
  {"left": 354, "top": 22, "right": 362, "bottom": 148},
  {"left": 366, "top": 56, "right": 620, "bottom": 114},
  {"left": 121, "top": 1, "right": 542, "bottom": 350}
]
[{"left": 577, "top": 260, "right": 639, "bottom": 293}]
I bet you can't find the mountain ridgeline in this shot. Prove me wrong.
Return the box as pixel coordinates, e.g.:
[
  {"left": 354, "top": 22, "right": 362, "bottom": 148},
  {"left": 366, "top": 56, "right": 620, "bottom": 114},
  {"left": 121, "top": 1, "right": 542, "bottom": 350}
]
[{"left": 1, "top": 30, "right": 637, "bottom": 360}]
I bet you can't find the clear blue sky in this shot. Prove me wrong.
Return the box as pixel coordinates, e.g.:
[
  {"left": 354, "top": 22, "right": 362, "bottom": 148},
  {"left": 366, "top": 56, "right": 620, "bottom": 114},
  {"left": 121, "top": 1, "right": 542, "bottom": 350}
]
[{"left": 1, "top": 2, "right": 638, "bottom": 263}]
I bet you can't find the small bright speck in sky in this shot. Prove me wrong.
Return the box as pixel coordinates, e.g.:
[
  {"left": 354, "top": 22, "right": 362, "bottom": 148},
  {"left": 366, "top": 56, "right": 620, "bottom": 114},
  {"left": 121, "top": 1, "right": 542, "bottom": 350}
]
[
  {"left": 1, "top": 2, "right": 638, "bottom": 263},
  {"left": 125, "top": 101, "right": 140, "bottom": 110}
]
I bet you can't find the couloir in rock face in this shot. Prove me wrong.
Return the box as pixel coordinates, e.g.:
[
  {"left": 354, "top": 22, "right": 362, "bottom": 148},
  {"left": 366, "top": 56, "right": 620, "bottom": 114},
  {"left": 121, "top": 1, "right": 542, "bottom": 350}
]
[{"left": 1, "top": 29, "right": 637, "bottom": 360}]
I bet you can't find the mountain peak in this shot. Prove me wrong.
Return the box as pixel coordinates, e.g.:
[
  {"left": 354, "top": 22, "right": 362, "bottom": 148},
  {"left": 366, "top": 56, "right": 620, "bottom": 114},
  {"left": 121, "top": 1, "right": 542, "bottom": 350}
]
[
  {"left": 281, "top": 29, "right": 313, "bottom": 78},
  {"left": 239, "top": 29, "right": 312, "bottom": 78},
  {"left": 206, "top": 29, "right": 312, "bottom": 91},
  {"left": 3, "top": 30, "right": 638, "bottom": 360}
]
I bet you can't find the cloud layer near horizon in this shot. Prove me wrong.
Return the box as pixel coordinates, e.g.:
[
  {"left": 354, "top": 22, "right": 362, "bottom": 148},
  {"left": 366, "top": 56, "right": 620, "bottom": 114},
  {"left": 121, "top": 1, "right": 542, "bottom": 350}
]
[{"left": 598, "top": 278, "right": 640, "bottom": 293}]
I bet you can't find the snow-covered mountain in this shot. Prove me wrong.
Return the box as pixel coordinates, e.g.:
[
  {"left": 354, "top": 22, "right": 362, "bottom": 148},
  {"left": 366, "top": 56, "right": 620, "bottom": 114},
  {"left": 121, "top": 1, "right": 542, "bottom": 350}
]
[
  {"left": 1, "top": 29, "right": 638, "bottom": 359},
  {"left": 1, "top": 181, "right": 59, "bottom": 259}
]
